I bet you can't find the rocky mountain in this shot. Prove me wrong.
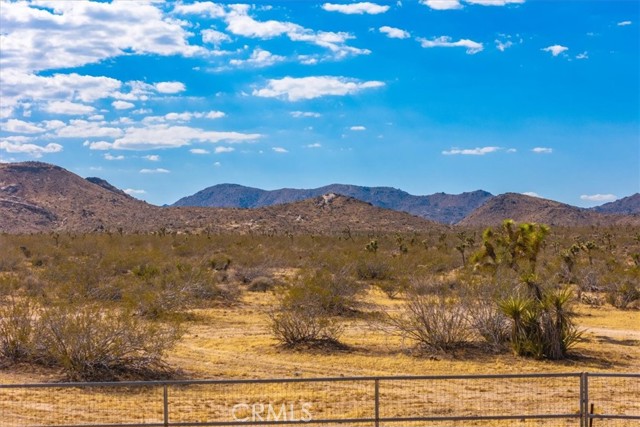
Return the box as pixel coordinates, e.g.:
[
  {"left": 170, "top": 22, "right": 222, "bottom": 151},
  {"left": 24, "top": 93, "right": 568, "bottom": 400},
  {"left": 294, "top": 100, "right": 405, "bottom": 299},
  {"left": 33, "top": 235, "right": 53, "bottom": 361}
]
[
  {"left": 0, "top": 162, "right": 441, "bottom": 234},
  {"left": 172, "top": 183, "right": 493, "bottom": 224},
  {"left": 591, "top": 193, "right": 640, "bottom": 215},
  {"left": 458, "top": 193, "right": 640, "bottom": 227}
]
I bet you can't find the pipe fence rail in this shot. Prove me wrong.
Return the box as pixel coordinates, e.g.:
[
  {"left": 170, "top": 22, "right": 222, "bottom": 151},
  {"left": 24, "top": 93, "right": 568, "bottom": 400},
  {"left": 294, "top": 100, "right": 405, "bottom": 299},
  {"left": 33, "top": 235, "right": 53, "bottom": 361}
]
[{"left": 1, "top": 373, "right": 638, "bottom": 427}]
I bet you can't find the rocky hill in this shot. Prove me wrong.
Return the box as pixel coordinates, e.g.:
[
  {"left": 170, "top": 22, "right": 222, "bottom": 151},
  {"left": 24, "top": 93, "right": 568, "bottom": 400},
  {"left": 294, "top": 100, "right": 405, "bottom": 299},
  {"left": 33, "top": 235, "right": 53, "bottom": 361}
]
[
  {"left": 0, "top": 162, "right": 441, "bottom": 234},
  {"left": 458, "top": 193, "right": 639, "bottom": 227},
  {"left": 591, "top": 193, "right": 640, "bottom": 215},
  {"left": 172, "top": 183, "right": 493, "bottom": 224}
]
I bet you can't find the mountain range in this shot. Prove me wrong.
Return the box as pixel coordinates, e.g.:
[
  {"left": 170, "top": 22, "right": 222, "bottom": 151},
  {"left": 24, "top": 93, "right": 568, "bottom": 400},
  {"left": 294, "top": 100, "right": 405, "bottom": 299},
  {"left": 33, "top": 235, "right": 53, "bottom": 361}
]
[{"left": 1, "top": 161, "right": 638, "bottom": 234}]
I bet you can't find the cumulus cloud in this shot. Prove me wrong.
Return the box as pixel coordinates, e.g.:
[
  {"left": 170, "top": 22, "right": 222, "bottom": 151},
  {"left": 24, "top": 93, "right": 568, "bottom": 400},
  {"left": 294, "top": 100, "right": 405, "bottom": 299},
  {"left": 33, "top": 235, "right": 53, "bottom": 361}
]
[
  {"left": 291, "top": 111, "right": 322, "bottom": 118},
  {"left": 229, "top": 48, "right": 285, "bottom": 68},
  {"left": 190, "top": 148, "right": 210, "bottom": 154},
  {"left": 154, "top": 82, "right": 186, "bottom": 94},
  {"left": 420, "top": 0, "right": 462, "bottom": 9},
  {"left": 418, "top": 36, "right": 483, "bottom": 54},
  {"left": 495, "top": 40, "right": 513, "bottom": 52},
  {"left": 617, "top": 21, "right": 632, "bottom": 26},
  {"left": 111, "top": 125, "right": 261, "bottom": 150},
  {"left": 3, "top": 119, "right": 44, "bottom": 134},
  {"left": 0, "top": 139, "right": 63, "bottom": 157},
  {"left": 104, "top": 153, "right": 124, "bottom": 161},
  {"left": 350, "top": 125, "right": 366, "bottom": 131},
  {"left": 522, "top": 192, "right": 541, "bottom": 198},
  {"left": 202, "top": 29, "right": 232, "bottom": 46},
  {"left": 1, "top": 1, "right": 202, "bottom": 74},
  {"left": 253, "top": 76, "right": 385, "bottom": 101},
  {"left": 112, "top": 101, "right": 135, "bottom": 110},
  {"left": 532, "top": 147, "right": 553, "bottom": 154},
  {"left": 44, "top": 101, "right": 96, "bottom": 115},
  {"left": 466, "top": 0, "right": 524, "bottom": 5},
  {"left": 576, "top": 51, "right": 589, "bottom": 60},
  {"left": 580, "top": 194, "right": 617, "bottom": 202},
  {"left": 442, "top": 146, "right": 501, "bottom": 155},
  {"left": 140, "top": 168, "right": 170, "bottom": 174},
  {"left": 379, "top": 26, "right": 410, "bottom": 39},
  {"left": 124, "top": 188, "right": 146, "bottom": 195},
  {"left": 144, "top": 154, "right": 160, "bottom": 161},
  {"left": 57, "top": 120, "right": 124, "bottom": 139},
  {"left": 272, "top": 147, "right": 288, "bottom": 153},
  {"left": 542, "top": 45, "right": 568, "bottom": 56},
  {"left": 306, "top": 143, "right": 322, "bottom": 148},
  {"left": 321, "top": 2, "right": 390, "bottom": 14},
  {"left": 214, "top": 146, "right": 235, "bottom": 154},
  {"left": 83, "top": 140, "right": 114, "bottom": 151}
]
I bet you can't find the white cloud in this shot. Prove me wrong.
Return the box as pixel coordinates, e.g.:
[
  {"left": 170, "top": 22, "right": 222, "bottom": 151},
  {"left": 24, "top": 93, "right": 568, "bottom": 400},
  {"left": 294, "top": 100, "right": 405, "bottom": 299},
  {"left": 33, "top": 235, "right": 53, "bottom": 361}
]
[
  {"left": 506, "top": 148, "right": 517, "bottom": 153},
  {"left": 144, "top": 154, "right": 160, "bottom": 161},
  {"left": 140, "top": 168, "right": 170, "bottom": 174},
  {"left": 83, "top": 140, "right": 114, "bottom": 150},
  {"left": 205, "top": 111, "right": 226, "bottom": 119},
  {"left": 214, "top": 146, "right": 235, "bottom": 154},
  {"left": 466, "top": 0, "right": 524, "bottom": 5},
  {"left": 617, "top": 21, "right": 632, "bottom": 26},
  {"left": 306, "top": 143, "right": 322, "bottom": 148},
  {"left": 44, "top": 101, "right": 96, "bottom": 115},
  {"left": 580, "top": 194, "right": 618, "bottom": 202},
  {"left": 173, "top": 2, "right": 227, "bottom": 18},
  {"left": 202, "top": 29, "right": 232, "bottom": 46},
  {"left": 57, "top": 120, "right": 124, "bottom": 139},
  {"left": 229, "top": 48, "right": 285, "bottom": 68},
  {"left": 291, "top": 111, "right": 322, "bottom": 118},
  {"left": 350, "top": 126, "right": 366, "bottom": 131},
  {"left": 2, "top": 119, "right": 44, "bottom": 134},
  {"left": 442, "top": 146, "right": 501, "bottom": 155},
  {"left": 532, "top": 147, "right": 553, "bottom": 154},
  {"left": 111, "top": 124, "right": 261, "bottom": 150},
  {"left": 154, "top": 82, "right": 186, "bottom": 94},
  {"left": 112, "top": 101, "right": 135, "bottom": 110},
  {"left": 322, "top": 2, "right": 390, "bottom": 14},
  {"left": 272, "top": 147, "right": 288, "bottom": 153},
  {"left": 420, "top": 0, "right": 462, "bottom": 10},
  {"left": 542, "top": 45, "right": 568, "bottom": 56},
  {"left": 495, "top": 40, "right": 513, "bottom": 52},
  {"left": 190, "top": 148, "right": 210, "bottom": 154},
  {"left": 253, "top": 76, "right": 385, "bottom": 101},
  {"left": 1, "top": 1, "right": 202, "bottom": 74},
  {"left": 418, "top": 37, "right": 484, "bottom": 54},
  {"left": 213, "top": 161, "right": 221, "bottom": 167},
  {"left": 124, "top": 188, "right": 146, "bottom": 195},
  {"left": 89, "top": 114, "right": 105, "bottom": 121},
  {"left": 0, "top": 139, "right": 63, "bottom": 157},
  {"left": 576, "top": 51, "right": 589, "bottom": 60},
  {"left": 104, "top": 153, "right": 124, "bottom": 161},
  {"left": 522, "top": 192, "right": 540, "bottom": 198},
  {"left": 379, "top": 26, "right": 410, "bottom": 39}
]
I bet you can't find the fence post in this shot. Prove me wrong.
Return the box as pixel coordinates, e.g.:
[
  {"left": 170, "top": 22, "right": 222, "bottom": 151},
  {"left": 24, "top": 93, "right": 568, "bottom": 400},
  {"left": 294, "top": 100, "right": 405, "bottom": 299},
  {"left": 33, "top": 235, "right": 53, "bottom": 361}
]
[
  {"left": 580, "top": 372, "right": 589, "bottom": 427},
  {"left": 163, "top": 383, "right": 169, "bottom": 427},
  {"left": 374, "top": 378, "right": 380, "bottom": 427}
]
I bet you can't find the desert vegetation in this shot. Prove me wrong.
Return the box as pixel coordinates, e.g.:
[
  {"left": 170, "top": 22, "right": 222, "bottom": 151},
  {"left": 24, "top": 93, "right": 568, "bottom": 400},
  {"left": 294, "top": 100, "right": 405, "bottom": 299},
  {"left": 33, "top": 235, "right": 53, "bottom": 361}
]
[{"left": 0, "top": 223, "right": 639, "bottom": 382}]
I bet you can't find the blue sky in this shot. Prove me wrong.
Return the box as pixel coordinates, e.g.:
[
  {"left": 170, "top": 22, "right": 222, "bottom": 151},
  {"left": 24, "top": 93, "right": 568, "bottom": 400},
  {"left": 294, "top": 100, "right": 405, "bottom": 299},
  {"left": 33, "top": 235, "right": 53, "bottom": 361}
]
[{"left": 0, "top": 0, "right": 638, "bottom": 207}]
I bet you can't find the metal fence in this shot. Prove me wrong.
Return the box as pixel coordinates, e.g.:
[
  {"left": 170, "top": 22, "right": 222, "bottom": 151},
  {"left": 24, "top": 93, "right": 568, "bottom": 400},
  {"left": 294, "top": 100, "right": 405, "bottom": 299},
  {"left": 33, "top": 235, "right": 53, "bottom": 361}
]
[{"left": 1, "top": 373, "right": 638, "bottom": 427}]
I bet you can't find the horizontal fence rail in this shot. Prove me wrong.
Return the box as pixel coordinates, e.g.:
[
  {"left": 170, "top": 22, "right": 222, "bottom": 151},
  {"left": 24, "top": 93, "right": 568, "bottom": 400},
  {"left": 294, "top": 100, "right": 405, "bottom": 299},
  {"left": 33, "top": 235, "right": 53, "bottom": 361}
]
[{"left": 1, "top": 373, "right": 638, "bottom": 427}]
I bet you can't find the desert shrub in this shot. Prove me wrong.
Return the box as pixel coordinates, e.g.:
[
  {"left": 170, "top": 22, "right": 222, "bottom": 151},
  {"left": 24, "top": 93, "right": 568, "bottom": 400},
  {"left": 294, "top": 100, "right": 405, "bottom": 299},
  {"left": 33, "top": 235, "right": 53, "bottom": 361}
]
[
  {"left": 387, "top": 293, "right": 471, "bottom": 353},
  {"left": 0, "top": 298, "right": 37, "bottom": 362},
  {"left": 37, "top": 304, "right": 182, "bottom": 381},
  {"left": 283, "top": 269, "right": 363, "bottom": 316},
  {"left": 269, "top": 306, "right": 342, "bottom": 348},
  {"left": 499, "top": 288, "right": 581, "bottom": 360},
  {"left": 355, "top": 260, "right": 392, "bottom": 281},
  {"left": 467, "top": 300, "right": 510, "bottom": 352},
  {"left": 248, "top": 276, "right": 275, "bottom": 292},
  {"left": 606, "top": 281, "right": 640, "bottom": 309},
  {"left": 376, "top": 280, "right": 406, "bottom": 299},
  {"left": 209, "top": 253, "right": 232, "bottom": 271}
]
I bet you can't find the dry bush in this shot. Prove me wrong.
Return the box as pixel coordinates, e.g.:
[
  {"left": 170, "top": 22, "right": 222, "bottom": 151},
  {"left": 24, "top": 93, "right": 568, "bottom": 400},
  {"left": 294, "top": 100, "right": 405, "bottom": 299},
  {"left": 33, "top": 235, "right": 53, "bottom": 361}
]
[
  {"left": 0, "top": 298, "right": 37, "bottom": 363},
  {"left": 37, "top": 304, "right": 182, "bottom": 381},
  {"left": 269, "top": 306, "right": 343, "bottom": 348},
  {"left": 247, "top": 276, "right": 276, "bottom": 292},
  {"left": 283, "top": 269, "right": 363, "bottom": 316},
  {"left": 387, "top": 293, "right": 471, "bottom": 353},
  {"left": 467, "top": 300, "right": 510, "bottom": 352},
  {"left": 606, "top": 281, "right": 640, "bottom": 309}
]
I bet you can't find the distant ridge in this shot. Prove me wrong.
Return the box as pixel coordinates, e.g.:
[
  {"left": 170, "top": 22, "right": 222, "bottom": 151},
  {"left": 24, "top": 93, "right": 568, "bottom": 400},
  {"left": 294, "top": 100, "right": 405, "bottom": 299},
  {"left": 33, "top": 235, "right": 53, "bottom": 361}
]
[
  {"left": 591, "top": 193, "right": 640, "bottom": 215},
  {"left": 172, "top": 183, "right": 493, "bottom": 224},
  {"left": 458, "top": 193, "right": 639, "bottom": 227}
]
